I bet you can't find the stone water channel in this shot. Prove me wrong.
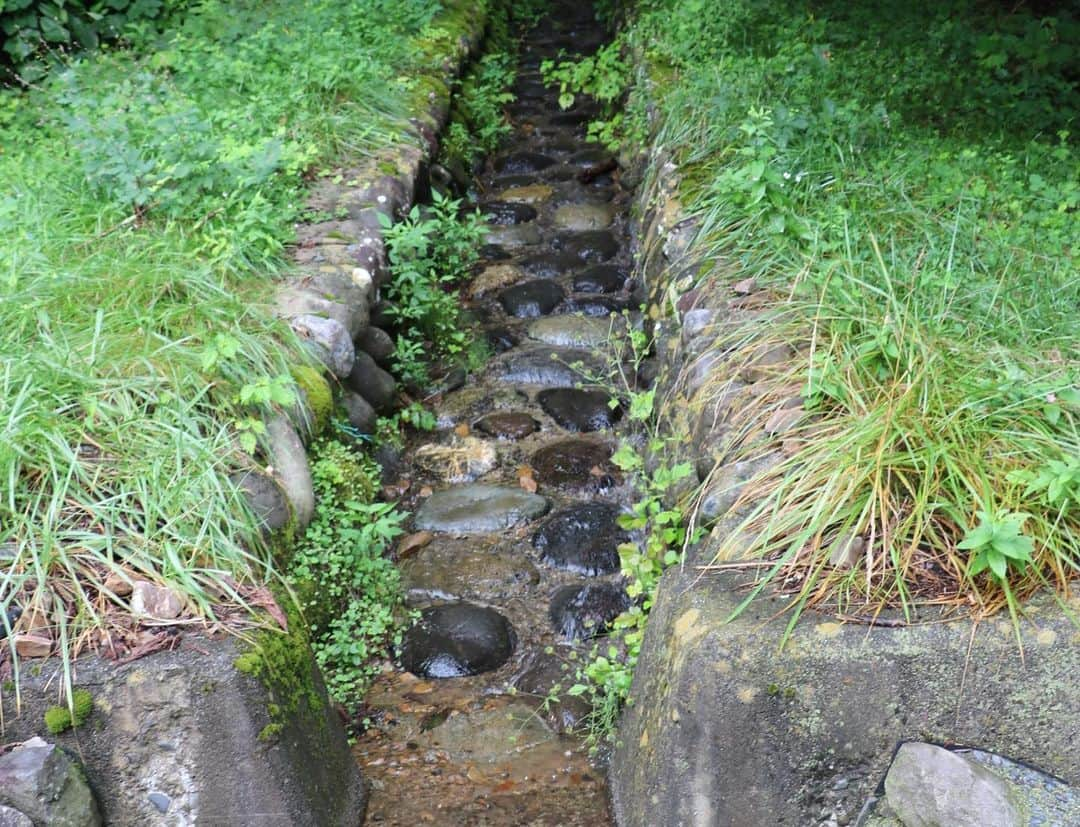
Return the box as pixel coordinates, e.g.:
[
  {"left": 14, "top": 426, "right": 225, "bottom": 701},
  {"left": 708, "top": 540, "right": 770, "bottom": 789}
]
[{"left": 352, "top": 5, "right": 631, "bottom": 824}]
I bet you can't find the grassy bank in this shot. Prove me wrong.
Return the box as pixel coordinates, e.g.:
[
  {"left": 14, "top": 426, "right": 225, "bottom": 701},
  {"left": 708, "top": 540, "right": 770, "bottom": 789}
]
[
  {"left": 0, "top": 0, "right": 483, "bottom": 692},
  {"left": 558, "top": 0, "right": 1078, "bottom": 739}
]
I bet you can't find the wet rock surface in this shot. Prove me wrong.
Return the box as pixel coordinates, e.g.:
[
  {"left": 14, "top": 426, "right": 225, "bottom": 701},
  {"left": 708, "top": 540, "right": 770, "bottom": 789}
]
[
  {"left": 538, "top": 387, "right": 621, "bottom": 432},
  {"left": 549, "top": 583, "right": 632, "bottom": 640},
  {"left": 533, "top": 503, "right": 626, "bottom": 576},
  {"left": 400, "top": 603, "right": 518, "bottom": 678},
  {"left": 355, "top": 5, "right": 625, "bottom": 824}
]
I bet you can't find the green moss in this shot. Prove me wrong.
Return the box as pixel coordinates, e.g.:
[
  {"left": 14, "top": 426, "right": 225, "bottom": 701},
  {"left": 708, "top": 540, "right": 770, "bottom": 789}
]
[
  {"left": 234, "top": 593, "right": 326, "bottom": 742},
  {"left": 43, "top": 688, "right": 94, "bottom": 734},
  {"left": 377, "top": 160, "right": 399, "bottom": 177},
  {"left": 290, "top": 365, "right": 333, "bottom": 434}
]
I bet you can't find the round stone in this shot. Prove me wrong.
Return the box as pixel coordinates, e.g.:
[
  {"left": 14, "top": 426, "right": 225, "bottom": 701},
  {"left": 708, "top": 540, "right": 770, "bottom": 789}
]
[
  {"left": 492, "top": 347, "right": 605, "bottom": 387},
  {"left": 538, "top": 387, "right": 621, "bottom": 432},
  {"left": 499, "top": 280, "right": 566, "bottom": 318},
  {"left": 567, "top": 148, "right": 616, "bottom": 168},
  {"left": 480, "top": 201, "right": 539, "bottom": 225},
  {"left": 526, "top": 315, "right": 614, "bottom": 349},
  {"left": 474, "top": 412, "right": 541, "bottom": 440},
  {"left": 552, "top": 203, "right": 615, "bottom": 232},
  {"left": 402, "top": 540, "right": 540, "bottom": 602},
  {"left": 564, "top": 295, "right": 631, "bottom": 317},
  {"left": 414, "top": 484, "right": 550, "bottom": 533},
  {"left": 555, "top": 230, "right": 620, "bottom": 263},
  {"left": 486, "top": 327, "right": 519, "bottom": 353},
  {"left": 532, "top": 503, "right": 626, "bottom": 576},
  {"left": 518, "top": 252, "right": 583, "bottom": 279},
  {"left": 400, "top": 603, "right": 517, "bottom": 678},
  {"left": 573, "top": 265, "right": 628, "bottom": 294},
  {"left": 531, "top": 438, "right": 614, "bottom": 488},
  {"left": 549, "top": 584, "right": 631, "bottom": 640}
]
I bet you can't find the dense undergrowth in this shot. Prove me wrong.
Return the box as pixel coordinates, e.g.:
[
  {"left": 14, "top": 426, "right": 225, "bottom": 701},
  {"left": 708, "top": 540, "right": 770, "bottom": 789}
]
[
  {"left": 0, "top": 0, "right": 489, "bottom": 701},
  {"left": 556, "top": 0, "right": 1079, "bottom": 741}
]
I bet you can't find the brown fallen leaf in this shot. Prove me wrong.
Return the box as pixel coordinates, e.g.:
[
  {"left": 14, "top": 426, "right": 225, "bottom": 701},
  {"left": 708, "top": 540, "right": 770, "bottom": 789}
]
[
  {"left": 519, "top": 475, "right": 537, "bottom": 493},
  {"left": 453, "top": 423, "right": 470, "bottom": 438},
  {"left": 590, "top": 465, "right": 606, "bottom": 477},
  {"left": 103, "top": 571, "right": 133, "bottom": 597},
  {"left": 397, "top": 531, "right": 433, "bottom": 560},
  {"left": 242, "top": 584, "right": 289, "bottom": 631},
  {"left": 732, "top": 277, "right": 758, "bottom": 295},
  {"left": 418, "top": 485, "right": 434, "bottom": 498}
]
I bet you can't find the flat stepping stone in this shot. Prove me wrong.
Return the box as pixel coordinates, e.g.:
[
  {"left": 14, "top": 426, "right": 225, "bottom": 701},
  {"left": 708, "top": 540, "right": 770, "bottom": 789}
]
[
  {"left": 549, "top": 110, "right": 591, "bottom": 126},
  {"left": 538, "top": 387, "right": 621, "bottom": 432},
  {"left": 498, "top": 280, "right": 565, "bottom": 318},
  {"left": 527, "top": 315, "right": 615, "bottom": 349},
  {"left": 531, "top": 438, "right": 614, "bottom": 488},
  {"left": 400, "top": 603, "right": 517, "bottom": 678},
  {"left": 492, "top": 347, "right": 605, "bottom": 387},
  {"left": 573, "top": 264, "right": 628, "bottom": 294},
  {"left": 474, "top": 412, "right": 540, "bottom": 440},
  {"left": 480, "top": 201, "right": 539, "bottom": 225},
  {"left": 469, "top": 263, "right": 526, "bottom": 298},
  {"left": 486, "top": 222, "right": 542, "bottom": 248},
  {"left": 518, "top": 251, "right": 583, "bottom": 278},
  {"left": 567, "top": 148, "right": 616, "bottom": 168},
  {"left": 552, "top": 203, "right": 615, "bottom": 231},
  {"left": 532, "top": 503, "right": 626, "bottom": 575},
  {"left": 402, "top": 538, "right": 540, "bottom": 602},
  {"left": 555, "top": 230, "right": 620, "bottom": 262},
  {"left": 414, "top": 484, "right": 549, "bottom": 533},
  {"left": 549, "top": 583, "right": 631, "bottom": 640},
  {"left": 497, "top": 184, "right": 555, "bottom": 204},
  {"left": 494, "top": 151, "right": 556, "bottom": 175}
]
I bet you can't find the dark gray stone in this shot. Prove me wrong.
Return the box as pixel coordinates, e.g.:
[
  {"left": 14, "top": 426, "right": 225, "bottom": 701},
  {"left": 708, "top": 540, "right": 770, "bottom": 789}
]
[
  {"left": 414, "top": 484, "right": 550, "bottom": 533},
  {"left": 346, "top": 351, "right": 396, "bottom": 413},
  {"left": 554, "top": 230, "right": 620, "bottom": 262},
  {"left": 549, "top": 584, "right": 631, "bottom": 641},
  {"left": 355, "top": 326, "right": 395, "bottom": 367},
  {"left": 0, "top": 738, "right": 101, "bottom": 826},
  {"left": 342, "top": 390, "right": 377, "bottom": 435},
  {"left": 518, "top": 251, "right": 584, "bottom": 278},
  {"left": 480, "top": 201, "right": 538, "bottom": 225},
  {"left": 532, "top": 503, "right": 626, "bottom": 576},
  {"left": 573, "top": 265, "right": 628, "bottom": 294},
  {"left": 231, "top": 469, "right": 290, "bottom": 533},
  {"left": 400, "top": 603, "right": 517, "bottom": 678},
  {"left": 538, "top": 387, "right": 621, "bottom": 432},
  {"left": 498, "top": 280, "right": 566, "bottom": 318},
  {"left": 491, "top": 346, "right": 605, "bottom": 387},
  {"left": 147, "top": 792, "right": 171, "bottom": 815}
]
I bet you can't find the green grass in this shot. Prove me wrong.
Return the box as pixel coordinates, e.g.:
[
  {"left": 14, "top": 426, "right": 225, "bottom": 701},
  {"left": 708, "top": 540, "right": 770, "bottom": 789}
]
[
  {"left": 621, "top": 0, "right": 1079, "bottom": 621},
  {"left": 0, "top": 0, "right": 482, "bottom": 695}
]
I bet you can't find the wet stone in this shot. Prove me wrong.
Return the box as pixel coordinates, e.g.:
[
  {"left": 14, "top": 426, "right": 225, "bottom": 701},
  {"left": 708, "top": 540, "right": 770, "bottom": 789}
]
[
  {"left": 527, "top": 315, "right": 614, "bottom": 349},
  {"left": 414, "top": 484, "right": 550, "bottom": 533},
  {"left": 494, "top": 151, "right": 556, "bottom": 175},
  {"left": 497, "top": 183, "right": 555, "bottom": 205},
  {"left": 512, "top": 651, "right": 591, "bottom": 733},
  {"left": 402, "top": 540, "right": 540, "bottom": 602},
  {"left": 486, "top": 222, "right": 542, "bottom": 248},
  {"left": 480, "top": 201, "right": 539, "bottom": 225},
  {"left": 499, "top": 280, "right": 566, "bottom": 318},
  {"left": 573, "top": 264, "right": 628, "bottom": 294},
  {"left": 549, "top": 584, "right": 632, "bottom": 640},
  {"left": 474, "top": 412, "right": 540, "bottom": 440},
  {"left": 531, "top": 438, "right": 614, "bottom": 488},
  {"left": 492, "top": 347, "right": 605, "bottom": 387},
  {"left": 486, "top": 326, "right": 519, "bottom": 353},
  {"left": 568, "top": 148, "right": 616, "bottom": 168},
  {"left": 400, "top": 603, "right": 517, "bottom": 678},
  {"left": 470, "top": 263, "right": 525, "bottom": 298},
  {"left": 552, "top": 203, "right": 615, "bottom": 231},
  {"left": 538, "top": 388, "right": 621, "bottom": 432},
  {"left": 549, "top": 110, "right": 592, "bottom": 127},
  {"left": 518, "top": 251, "right": 583, "bottom": 278},
  {"left": 514, "top": 80, "right": 551, "bottom": 100},
  {"left": 532, "top": 503, "right": 626, "bottom": 576},
  {"left": 555, "top": 230, "right": 620, "bottom": 263},
  {"left": 565, "top": 295, "right": 631, "bottom": 317},
  {"left": 479, "top": 243, "right": 511, "bottom": 260}
]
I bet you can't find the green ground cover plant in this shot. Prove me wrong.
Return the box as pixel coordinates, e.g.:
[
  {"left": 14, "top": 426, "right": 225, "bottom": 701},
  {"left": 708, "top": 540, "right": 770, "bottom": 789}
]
[
  {"left": 573, "top": 0, "right": 1078, "bottom": 738},
  {"left": 0, "top": 0, "right": 477, "bottom": 703}
]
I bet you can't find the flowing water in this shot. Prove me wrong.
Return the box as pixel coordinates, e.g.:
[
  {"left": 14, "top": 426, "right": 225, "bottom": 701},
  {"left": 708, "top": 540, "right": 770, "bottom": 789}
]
[{"left": 353, "top": 4, "right": 637, "bottom": 823}]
